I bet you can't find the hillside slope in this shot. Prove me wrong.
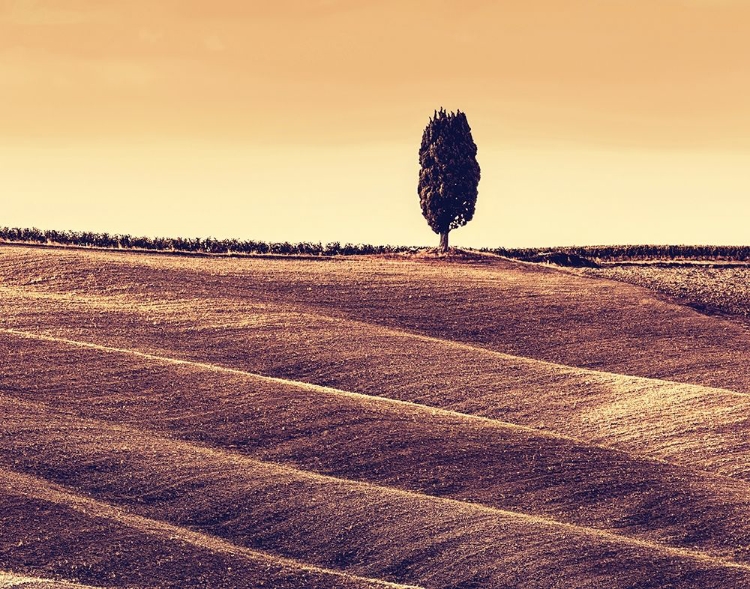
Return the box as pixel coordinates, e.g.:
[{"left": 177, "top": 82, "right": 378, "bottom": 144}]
[
  {"left": 2, "top": 393, "right": 750, "bottom": 588},
  {"left": 1, "top": 334, "right": 750, "bottom": 560},
  {"left": 0, "top": 245, "right": 748, "bottom": 588},
  {"left": 1, "top": 245, "right": 747, "bottom": 392}
]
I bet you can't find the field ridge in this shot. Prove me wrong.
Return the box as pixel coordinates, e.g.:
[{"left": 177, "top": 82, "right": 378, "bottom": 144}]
[
  {"left": 6, "top": 391, "right": 750, "bottom": 569},
  {"left": 6, "top": 395, "right": 750, "bottom": 589},
  {"left": 2, "top": 245, "right": 749, "bottom": 588},
  {"left": 0, "top": 468, "right": 423, "bottom": 589},
  {"left": 5, "top": 330, "right": 750, "bottom": 568},
  {"left": 3, "top": 325, "right": 748, "bottom": 476},
  {"left": 15, "top": 284, "right": 750, "bottom": 398},
  {"left": 0, "top": 573, "right": 103, "bottom": 589}
]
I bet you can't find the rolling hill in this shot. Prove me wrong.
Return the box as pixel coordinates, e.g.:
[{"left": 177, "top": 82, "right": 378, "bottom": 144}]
[{"left": 1, "top": 244, "right": 748, "bottom": 588}]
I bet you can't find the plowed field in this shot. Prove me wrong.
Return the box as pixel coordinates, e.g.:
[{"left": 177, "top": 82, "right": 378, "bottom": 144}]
[{"left": 1, "top": 245, "right": 748, "bottom": 588}]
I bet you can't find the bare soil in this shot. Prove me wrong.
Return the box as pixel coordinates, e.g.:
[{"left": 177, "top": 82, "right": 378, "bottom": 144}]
[
  {"left": 1, "top": 244, "right": 749, "bottom": 588},
  {"left": 581, "top": 264, "right": 750, "bottom": 321}
]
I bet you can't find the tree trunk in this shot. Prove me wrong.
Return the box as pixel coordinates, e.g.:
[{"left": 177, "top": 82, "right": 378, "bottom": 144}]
[{"left": 439, "top": 230, "right": 449, "bottom": 253}]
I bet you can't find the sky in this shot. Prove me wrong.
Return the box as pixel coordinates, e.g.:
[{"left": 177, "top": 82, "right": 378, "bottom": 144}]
[{"left": 2, "top": 0, "right": 749, "bottom": 248}]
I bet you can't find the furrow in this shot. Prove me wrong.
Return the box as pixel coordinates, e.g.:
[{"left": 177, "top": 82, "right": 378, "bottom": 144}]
[
  {"left": 3, "top": 285, "right": 749, "bottom": 481},
  {"left": 0, "top": 572, "right": 104, "bottom": 589},
  {"left": 0, "top": 326, "right": 607, "bottom": 444},
  {"left": 1, "top": 284, "right": 747, "bottom": 398},
  {"left": 0, "top": 468, "right": 423, "bottom": 589},
  {"left": 3, "top": 325, "right": 748, "bottom": 484},
  {"left": 3, "top": 393, "right": 750, "bottom": 575}
]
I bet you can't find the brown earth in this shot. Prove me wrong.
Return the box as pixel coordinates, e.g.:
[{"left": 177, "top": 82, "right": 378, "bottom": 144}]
[
  {"left": 0, "top": 244, "right": 748, "bottom": 588},
  {"left": 580, "top": 264, "right": 750, "bottom": 321}
]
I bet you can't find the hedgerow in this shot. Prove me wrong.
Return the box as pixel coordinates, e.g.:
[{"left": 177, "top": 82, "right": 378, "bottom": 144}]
[
  {"left": 1, "top": 226, "right": 747, "bottom": 260},
  {"left": 0, "top": 227, "right": 419, "bottom": 256},
  {"left": 481, "top": 244, "right": 750, "bottom": 262}
]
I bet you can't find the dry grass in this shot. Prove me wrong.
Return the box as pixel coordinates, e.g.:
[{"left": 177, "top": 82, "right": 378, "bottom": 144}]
[{"left": 1, "top": 244, "right": 749, "bottom": 588}]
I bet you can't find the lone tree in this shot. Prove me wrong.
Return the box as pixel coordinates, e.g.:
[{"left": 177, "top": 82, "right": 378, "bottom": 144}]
[{"left": 418, "top": 108, "right": 480, "bottom": 252}]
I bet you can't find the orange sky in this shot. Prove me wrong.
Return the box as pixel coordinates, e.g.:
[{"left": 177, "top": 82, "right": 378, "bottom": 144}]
[{"left": 2, "top": 0, "right": 749, "bottom": 247}]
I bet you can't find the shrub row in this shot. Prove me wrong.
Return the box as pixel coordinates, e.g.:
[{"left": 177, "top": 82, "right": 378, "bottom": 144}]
[
  {"left": 0, "top": 227, "right": 420, "bottom": 256},
  {"left": 481, "top": 244, "right": 750, "bottom": 262},
  {"left": 1, "top": 227, "right": 747, "bottom": 261}
]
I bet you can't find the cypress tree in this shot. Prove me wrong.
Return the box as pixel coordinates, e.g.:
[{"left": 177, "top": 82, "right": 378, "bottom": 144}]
[{"left": 418, "top": 108, "right": 481, "bottom": 252}]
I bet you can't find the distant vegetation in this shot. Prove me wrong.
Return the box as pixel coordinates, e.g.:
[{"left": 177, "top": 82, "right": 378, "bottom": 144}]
[
  {"left": 512, "top": 243, "right": 750, "bottom": 262},
  {"left": 487, "top": 244, "right": 750, "bottom": 263},
  {"left": 0, "top": 226, "right": 420, "bottom": 256},
  {"left": 1, "top": 226, "right": 748, "bottom": 261}
]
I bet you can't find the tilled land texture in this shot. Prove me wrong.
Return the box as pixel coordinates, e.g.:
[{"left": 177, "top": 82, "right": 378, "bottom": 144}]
[{"left": 583, "top": 265, "right": 750, "bottom": 321}]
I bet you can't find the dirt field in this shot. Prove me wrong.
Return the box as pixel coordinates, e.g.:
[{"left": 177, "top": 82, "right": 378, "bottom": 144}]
[
  {"left": 1, "top": 244, "right": 749, "bottom": 588},
  {"left": 581, "top": 264, "right": 750, "bottom": 321}
]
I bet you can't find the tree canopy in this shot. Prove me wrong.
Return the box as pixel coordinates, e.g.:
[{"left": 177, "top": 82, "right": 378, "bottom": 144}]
[{"left": 418, "top": 108, "right": 481, "bottom": 252}]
